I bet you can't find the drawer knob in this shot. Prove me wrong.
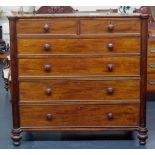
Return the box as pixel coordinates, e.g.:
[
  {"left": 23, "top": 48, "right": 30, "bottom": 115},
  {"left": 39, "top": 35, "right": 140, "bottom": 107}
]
[
  {"left": 107, "top": 43, "right": 113, "bottom": 50},
  {"left": 107, "top": 112, "right": 113, "bottom": 120},
  {"left": 149, "top": 63, "right": 155, "bottom": 68},
  {"left": 44, "top": 64, "right": 51, "bottom": 72},
  {"left": 107, "top": 24, "right": 114, "bottom": 32},
  {"left": 45, "top": 88, "right": 52, "bottom": 95},
  {"left": 107, "top": 87, "right": 113, "bottom": 95},
  {"left": 148, "top": 80, "right": 155, "bottom": 85},
  {"left": 77, "top": 106, "right": 82, "bottom": 110},
  {"left": 44, "top": 43, "right": 51, "bottom": 51},
  {"left": 150, "top": 48, "right": 155, "bottom": 53},
  {"left": 107, "top": 64, "right": 113, "bottom": 72},
  {"left": 43, "top": 24, "right": 49, "bottom": 32},
  {"left": 46, "top": 114, "right": 53, "bottom": 121}
]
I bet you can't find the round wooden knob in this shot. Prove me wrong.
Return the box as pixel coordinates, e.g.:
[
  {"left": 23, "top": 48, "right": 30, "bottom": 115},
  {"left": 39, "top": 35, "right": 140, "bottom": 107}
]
[
  {"left": 44, "top": 43, "right": 51, "bottom": 51},
  {"left": 107, "top": 112, "right": 113, "bottom": 120},
  {"left": 107, "top": 24, "right": 114, "bottom": 32},
  {"left": 107, "top": 87, "right": 113, "bottom": 95},
  {"left": 44, "top": 64, "right": 51, "bottom": 72},
  {"left": 77, "top": 106, "right": 82, "bottom": 110},
  {"left": 107, "top": 64, "right": 113, "bottom": 72},
  {"left": 46, "top": 114, "right": 53, "bottom": 121},
  {"left": 107, "top": 43, "right": 113, "bottom": 50},
  {"left": 45, "top": 88, "right": 52, "bottom": 95},
  {"left": 43, "top": 24, "right": 49, "bottom": 32}
]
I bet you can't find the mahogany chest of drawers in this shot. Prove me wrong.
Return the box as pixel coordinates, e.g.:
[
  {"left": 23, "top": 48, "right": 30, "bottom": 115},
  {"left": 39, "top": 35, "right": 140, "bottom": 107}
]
[{"left": 8, "top": 13, "right": 148, "bottom": 146}]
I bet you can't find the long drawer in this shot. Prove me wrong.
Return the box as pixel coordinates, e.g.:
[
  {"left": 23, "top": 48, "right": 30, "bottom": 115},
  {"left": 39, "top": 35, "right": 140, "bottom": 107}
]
[
  {"left": 20, "top": 104, "right": 139, "bottom": 127},
  {"left": 18, "top": 57, "right": 140, "bottom": 77},
  {"left": 19, "top": 78, "right": 140, "bottom": 101},
  {"left": 17, "top": 38, "right": 140, "bottom": 55},
  {"left": 16, "top": 18, "right": 140, "bottom": 35}
]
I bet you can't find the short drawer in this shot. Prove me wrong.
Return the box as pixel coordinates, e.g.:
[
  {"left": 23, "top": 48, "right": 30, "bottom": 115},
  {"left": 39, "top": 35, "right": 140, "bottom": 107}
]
[
  {"left": 148, "top": 38, "right": 155, "bottom": 57},
  {"left": 80, "top": 19, "right": 140, "bottom": 34},
  {"left": 20, "top": 104, "right": 139, "bottom": 127},
  {"left": 147, "top": 73, "right": 155, "bottom": 92},
  {"left": 147, "top": 58, "right": 155, "bottom": 73},
  {"left": 17, "top": 19, "right": 77, "bottom": 34},
  {"left": 19, "top": 78, "right": 140, "bottom": 101},
  {"left": 18, "top": 57, "right": 140, "bottom": 76},
  {"left": 17, "top": 38, "right": 140, "bottom": 55}
]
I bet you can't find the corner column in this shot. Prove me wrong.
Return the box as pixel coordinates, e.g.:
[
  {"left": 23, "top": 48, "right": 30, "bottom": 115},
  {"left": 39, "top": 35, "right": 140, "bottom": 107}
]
[{"left": 8, "top": 17, "right": 22, "bottom": 146}]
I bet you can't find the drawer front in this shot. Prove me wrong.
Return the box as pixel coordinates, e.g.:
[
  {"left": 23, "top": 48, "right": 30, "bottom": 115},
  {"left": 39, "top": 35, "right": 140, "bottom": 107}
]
[
  {"left": 147, "top": 73, "right": 155, "bottom": 92},
  {"left": 18, "top": 57, "right": 140, "bottom": 76},
  {"left": 17, "top": 19, "right": 77, "bottom": 34},
  {"left": 80, "top": 19, "right": 140, "bottom": 34},
  {"left": 17, "top": 38, "right": 140, "bottom": 54},
  {"left": 19, "top": 79, "right": 140, "bottom": 101},
  {"left": 148, "top": 38, "right": 155, "bottom": 57},
  {"left": 20, "top": 104, "right": 139, "bottom": 127},
  {"left": 148, "top": 58, "right": 155, "bottom": 73}
]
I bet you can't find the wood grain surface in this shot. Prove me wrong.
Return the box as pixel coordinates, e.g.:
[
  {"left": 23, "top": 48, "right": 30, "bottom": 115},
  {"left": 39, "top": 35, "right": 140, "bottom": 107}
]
[
  {"left": 80, "top": 19, "right": 140, "bottom": 34},
  {"left": 17, "top": 38, "right": 140, "bottom": 54},
  {"left": 20, "top": 104, "right": 139, "bottom": 127},
  {"left": 17, "top": 19, "right": 77, "bottom": 34},
  {"left": 19, "top": 79, "right": 140, "bottom": 101},
  {"left": 18, "top": 56, "right": 140, "bottom": 76}
]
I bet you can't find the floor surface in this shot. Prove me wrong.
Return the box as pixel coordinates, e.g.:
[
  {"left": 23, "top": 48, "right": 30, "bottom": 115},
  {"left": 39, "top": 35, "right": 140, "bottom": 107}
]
[{"left": 0, "top": 64, "right": 155, "bottom": 149}]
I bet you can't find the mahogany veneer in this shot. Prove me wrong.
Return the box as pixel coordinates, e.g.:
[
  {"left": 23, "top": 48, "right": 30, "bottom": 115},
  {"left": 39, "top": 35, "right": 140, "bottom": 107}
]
[
  {"left": 18, "top": 57, "right": 140, "bottom": 76},
  {"left": 17, "top": 38, "right": 140, "bottom": 54},
  {"left": 20, "top": 104, "right": 139, "bottom": 127},
  {"left": 8, "top": 13, "right": 148, "bottom": 145}
]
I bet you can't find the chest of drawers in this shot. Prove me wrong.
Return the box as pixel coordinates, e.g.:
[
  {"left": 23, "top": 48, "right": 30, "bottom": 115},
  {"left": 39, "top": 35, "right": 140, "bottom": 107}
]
[
  {"left": 8, "top": 14, "right": 148, "bottom": 146},
  {"left": 147, "top": 28, "right": 155, "bottom": 92}
]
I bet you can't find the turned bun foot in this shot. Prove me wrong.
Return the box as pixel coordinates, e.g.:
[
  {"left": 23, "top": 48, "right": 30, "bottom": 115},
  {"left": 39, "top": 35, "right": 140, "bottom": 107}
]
[
  {"left": 137, "top": 127, "right": 148, "bottom": 145},
  {"left": 11, "top": 128, "right": 22, "bottom": 146}
]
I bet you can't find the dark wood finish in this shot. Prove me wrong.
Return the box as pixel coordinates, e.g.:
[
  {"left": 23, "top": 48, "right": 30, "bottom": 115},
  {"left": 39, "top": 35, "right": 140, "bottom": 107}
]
[
  {"left": 8, "top": 17, "right": 21, "bottom": 146},
  {"left": 20, "top": 104, "right": 139, "bottom": 127},
  {"left": 8, "top": 14, "right": 148, "bottom": 145},
  {"left": 19, "top": 79, "right": 140, "bottom": 101},
  {"left": 138, "top": 14, "right": 148, "bottom": 145},
  {"left": 17, "top": 38, "right": 140, "bottom": 54}
]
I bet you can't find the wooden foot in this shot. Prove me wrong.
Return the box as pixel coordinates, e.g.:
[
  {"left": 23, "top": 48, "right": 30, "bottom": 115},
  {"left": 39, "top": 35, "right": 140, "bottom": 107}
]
[
  {"left": 137, "top": 127, "right": 148, "bottom": 145},
  {"left": 11, "top": 128, "right": 22, "bottom": 146}
]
